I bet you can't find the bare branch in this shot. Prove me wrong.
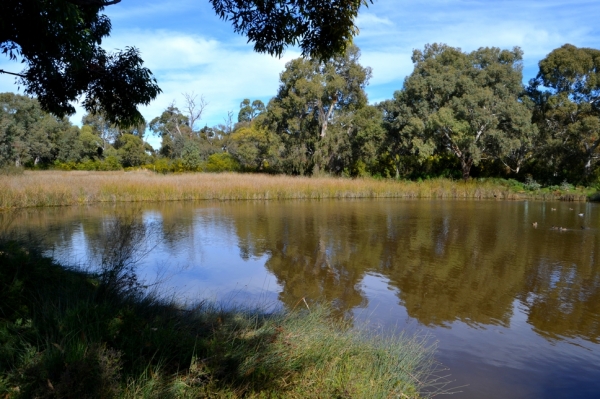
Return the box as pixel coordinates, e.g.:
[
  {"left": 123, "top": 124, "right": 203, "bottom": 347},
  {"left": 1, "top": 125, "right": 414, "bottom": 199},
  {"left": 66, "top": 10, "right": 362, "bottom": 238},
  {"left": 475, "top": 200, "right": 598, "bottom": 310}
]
[
  {"left": 182, "top": 92, "right": 208, "bottom": 133},
  {"left": 0, "top": 69, "right": 26, "bottom": 78}
]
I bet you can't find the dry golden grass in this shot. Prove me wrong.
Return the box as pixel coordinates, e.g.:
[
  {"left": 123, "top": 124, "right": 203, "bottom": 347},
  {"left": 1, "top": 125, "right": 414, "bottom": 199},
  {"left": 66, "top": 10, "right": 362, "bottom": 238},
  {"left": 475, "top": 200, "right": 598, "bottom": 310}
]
[{"left": 0, "top": 170, "right": 588, "bottom": 209}]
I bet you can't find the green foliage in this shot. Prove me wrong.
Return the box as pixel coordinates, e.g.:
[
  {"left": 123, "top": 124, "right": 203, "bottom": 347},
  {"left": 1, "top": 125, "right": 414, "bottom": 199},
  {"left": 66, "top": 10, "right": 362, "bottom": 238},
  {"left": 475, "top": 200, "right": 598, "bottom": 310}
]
[
  {"left": 1, "top": 1, "right": 160, "bottom": 126},
  {"left": 181, "top": 140, "right": 203, "bottom": 171},
  {"left": 0, "top": 93, "right": 73, "bottom": 167},
  {"left": 238, "top": 98, "right": 266, "bottom": 123},
  {"left": 205, "top": 152, "right": 241, "bottom": 172},
  {"left": 210, "top": 0, "right": 368, "bottom": 60},
  {"left": 528, "top": 44, "right": 600, "bottom": 183},
  {"left": 524, "top": 175, "right": 542, "bottom": 191},
  {"left": 229, "top": 124, "right": 283, "bottom": 172},
  {"left": 54, "top": 156, "right": 122, "bottom": 171},
  {"left": 265, "top": 45, "right": 373, "bottom": 175},
  {"left": 394, "top": 44, "right": 535, "bottom": 180},
  {"left": 149, "top": 105, "right": 191, "bottom": 158},
  {"left": 115, "top": 134, "right": 148, "bottom": 168},
  {"left": 2, "top": 0, "right": 366, "bottom": 125}
]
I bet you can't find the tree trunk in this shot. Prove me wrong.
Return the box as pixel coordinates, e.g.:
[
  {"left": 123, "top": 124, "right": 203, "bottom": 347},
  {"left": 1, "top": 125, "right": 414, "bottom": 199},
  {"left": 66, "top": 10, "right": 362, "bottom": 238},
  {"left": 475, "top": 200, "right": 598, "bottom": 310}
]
[
  {"left": 584, "top": 157, "right": 592, "bottom": 176},
  {"left": 461, "top": 158, "right": 473, "bottom": 180}
]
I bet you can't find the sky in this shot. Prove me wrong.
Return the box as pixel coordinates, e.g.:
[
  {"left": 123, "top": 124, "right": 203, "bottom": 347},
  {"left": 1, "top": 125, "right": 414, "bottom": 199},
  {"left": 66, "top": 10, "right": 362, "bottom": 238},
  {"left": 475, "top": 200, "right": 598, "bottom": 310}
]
[{"left": 1, "top": 0, "right": 598, "bottom": 148}]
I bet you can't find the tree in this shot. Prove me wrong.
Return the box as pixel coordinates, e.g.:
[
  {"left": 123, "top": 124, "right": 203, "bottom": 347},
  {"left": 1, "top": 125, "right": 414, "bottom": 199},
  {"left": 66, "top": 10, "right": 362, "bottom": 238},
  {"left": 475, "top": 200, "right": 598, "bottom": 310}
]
[
  {"left": 228, "top": 124, "right": 282, "bottom": 171},
  {"left": 210, "top": 0, "right": 370, "bottom": 60},
  {"left": 82, "top": 112, "right": 120, "bottom": 151},
  {"left": 528, "top": 44, "right": 600, "bottom": 181},
  {"left": 238, "top": 99, "right": 266, "bottom": 123},
  {"left": 2, "top": 0, "right": 369, "bottom": 125},
  {"left": 182, "top": 92, "right": 208, "bottom": 131},
  {"left": 0, "top": 92, "right": 73, "bottom": 167},
  {"left": 379, "top": 91, "right": 435, "bottom": 178},
  {"left": 347, "top": 105, "right": 386, "bottom": 176},
  {"left": 265, "top": 45, "right": 371, "bottom": 175},
  {"left": 399, "top": 44, "right": 533, "bottom": 180},
  {"left": 149, "top": 104, "right": 190, "bottom": 158},
  {"left": 115, "top": 134, "right": 148, "bottom": 167}
]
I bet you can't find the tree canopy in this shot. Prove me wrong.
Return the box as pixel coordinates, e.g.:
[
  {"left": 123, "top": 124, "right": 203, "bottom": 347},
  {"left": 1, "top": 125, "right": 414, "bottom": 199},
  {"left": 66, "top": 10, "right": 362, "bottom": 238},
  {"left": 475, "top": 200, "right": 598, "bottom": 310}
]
[
  {"left": 1, "top": 0, "right": 370, "bottom": 126},
  {"left": 0, "top": 0, "right": 161, "bottom": 127},
  {"left": 4, "top": 41, "right": 600, "bottom": 185},
  {"left": 528, "top": 44, "right": 600, "bottom": 180},
  {"left": 391, "top": 44, "right": 534, "bottom": 179},
  {"left": 265, "top": 45, "right": 374, "bottom": 175}
]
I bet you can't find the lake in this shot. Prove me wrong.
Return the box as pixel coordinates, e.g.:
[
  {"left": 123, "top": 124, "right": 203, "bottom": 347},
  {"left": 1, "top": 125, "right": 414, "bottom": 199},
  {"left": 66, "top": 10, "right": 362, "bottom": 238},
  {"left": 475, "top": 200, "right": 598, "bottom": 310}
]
[{"left": 3, "top": 199, "right": 599, "bottom": 398}]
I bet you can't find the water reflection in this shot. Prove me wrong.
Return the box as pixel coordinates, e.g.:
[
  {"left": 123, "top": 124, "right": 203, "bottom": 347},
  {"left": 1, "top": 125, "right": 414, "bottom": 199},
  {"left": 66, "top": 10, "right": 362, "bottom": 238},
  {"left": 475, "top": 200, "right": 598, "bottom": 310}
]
[
  {"left": 3, "top": 200, "right": 600, "bottom": 343},
  {"left": 4, "top": 199, "right": 600, "bottom": 398}
]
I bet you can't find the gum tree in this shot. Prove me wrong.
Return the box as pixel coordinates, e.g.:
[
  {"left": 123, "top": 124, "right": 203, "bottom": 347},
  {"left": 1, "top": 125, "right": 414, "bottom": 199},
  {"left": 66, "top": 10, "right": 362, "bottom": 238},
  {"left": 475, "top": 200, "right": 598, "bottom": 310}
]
[
  {"left": 399, "top": 44, "right": 534, "bottom": 180},
  {"left": 266, "top": 45, "right": 372, "bottom": 175},
  {"left": 528, "top": 44, "right": 600, "bottom": 181}
]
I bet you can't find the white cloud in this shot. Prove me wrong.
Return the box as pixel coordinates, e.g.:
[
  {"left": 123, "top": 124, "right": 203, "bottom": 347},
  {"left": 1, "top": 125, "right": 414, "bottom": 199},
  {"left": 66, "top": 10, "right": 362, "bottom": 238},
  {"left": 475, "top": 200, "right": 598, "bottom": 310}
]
[
  {"left": 361, "top": 51, "right": 413, "bottom": 86},
  {"left": 356, "top": 13, "right": 394, "bottom": 29},
  {"left": 98, "top": 29, "right": 300, "bottom": 142}
]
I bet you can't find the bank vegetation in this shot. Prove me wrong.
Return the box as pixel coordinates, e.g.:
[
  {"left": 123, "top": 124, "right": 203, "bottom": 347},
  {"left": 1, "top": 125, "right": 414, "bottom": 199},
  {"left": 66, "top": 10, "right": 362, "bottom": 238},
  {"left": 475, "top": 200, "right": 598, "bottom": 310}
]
[{"left": 0, "top": 170, "right": 594, "bottom": 210}]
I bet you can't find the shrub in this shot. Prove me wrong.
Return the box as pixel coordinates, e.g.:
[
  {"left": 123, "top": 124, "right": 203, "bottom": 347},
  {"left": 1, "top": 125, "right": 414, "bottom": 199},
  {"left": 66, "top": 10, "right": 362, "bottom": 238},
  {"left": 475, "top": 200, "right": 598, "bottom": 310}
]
[{"left": 204, "top": 152, "right": 241, "bottom": 172}]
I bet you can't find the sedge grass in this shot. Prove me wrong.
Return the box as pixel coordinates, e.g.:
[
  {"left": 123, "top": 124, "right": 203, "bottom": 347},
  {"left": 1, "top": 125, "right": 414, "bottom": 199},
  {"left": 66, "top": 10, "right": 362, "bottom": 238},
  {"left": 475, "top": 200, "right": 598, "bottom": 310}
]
[
  {"left": 0, "top": 170, "right": 592, "bottom": 210},
  {"left": 0, "top": 236, "right": 447, "bottom": 398}
]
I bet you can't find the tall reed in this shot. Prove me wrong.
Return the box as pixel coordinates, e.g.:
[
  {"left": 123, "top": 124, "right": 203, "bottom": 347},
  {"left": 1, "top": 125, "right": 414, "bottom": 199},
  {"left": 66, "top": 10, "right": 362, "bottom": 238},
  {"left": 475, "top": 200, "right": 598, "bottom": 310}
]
[{"left": 0, "top": 170, "right": 591, "bottom": 209}]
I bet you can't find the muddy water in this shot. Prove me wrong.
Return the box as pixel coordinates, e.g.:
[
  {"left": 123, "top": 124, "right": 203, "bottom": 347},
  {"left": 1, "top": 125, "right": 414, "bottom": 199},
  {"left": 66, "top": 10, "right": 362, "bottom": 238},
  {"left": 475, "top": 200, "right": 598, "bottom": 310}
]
[{"left": 3, "top": 199, "right": 599, "bottom": 398}]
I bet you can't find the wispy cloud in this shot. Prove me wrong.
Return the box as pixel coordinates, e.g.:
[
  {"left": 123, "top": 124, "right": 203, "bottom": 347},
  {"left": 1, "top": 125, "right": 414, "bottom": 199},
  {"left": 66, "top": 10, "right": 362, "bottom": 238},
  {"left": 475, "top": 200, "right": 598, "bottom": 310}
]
[{"left": 94, "top": 29, "right": 300, "bottom": 143}]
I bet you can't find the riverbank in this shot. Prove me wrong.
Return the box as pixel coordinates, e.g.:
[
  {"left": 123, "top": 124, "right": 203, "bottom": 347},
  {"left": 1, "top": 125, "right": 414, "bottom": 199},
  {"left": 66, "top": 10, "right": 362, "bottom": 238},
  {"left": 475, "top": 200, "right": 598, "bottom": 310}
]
[
  {"left": 0, "top": 170, "right": 594, "bottom": 209},
  {"left": 0, "top": 237, "right": 441, "bottom": 398}
]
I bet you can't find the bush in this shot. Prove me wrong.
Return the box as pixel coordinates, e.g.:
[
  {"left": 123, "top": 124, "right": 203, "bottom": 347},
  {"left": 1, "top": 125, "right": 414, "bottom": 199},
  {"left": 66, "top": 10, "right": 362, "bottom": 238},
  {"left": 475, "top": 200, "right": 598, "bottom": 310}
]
[
  {"left": 204, "top": 152, "right": 241, "bottom": 172},
  {"left": 524, "top": 175, "right": 541, "bottom": 191}
]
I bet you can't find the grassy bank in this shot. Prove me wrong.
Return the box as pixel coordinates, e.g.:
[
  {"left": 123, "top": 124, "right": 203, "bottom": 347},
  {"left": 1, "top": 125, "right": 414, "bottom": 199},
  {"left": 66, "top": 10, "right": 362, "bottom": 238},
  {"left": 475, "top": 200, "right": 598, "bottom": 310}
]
[
  {"left": 0, "top": 170, "right": 594, "bottom": 209},
  {"left": 0, "top": 237, "right": 443, "bottom": 398}
]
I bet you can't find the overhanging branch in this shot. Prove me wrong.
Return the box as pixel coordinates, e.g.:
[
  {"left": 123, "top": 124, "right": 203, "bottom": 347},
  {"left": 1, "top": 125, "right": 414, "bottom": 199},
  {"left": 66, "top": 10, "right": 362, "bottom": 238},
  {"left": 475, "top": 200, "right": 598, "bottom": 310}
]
[
  {"left": 0, "top": 69, "right": 26, "bottom": 78},
  {"left": 66, "top": 0, "right": 122, "bottom": 6}
]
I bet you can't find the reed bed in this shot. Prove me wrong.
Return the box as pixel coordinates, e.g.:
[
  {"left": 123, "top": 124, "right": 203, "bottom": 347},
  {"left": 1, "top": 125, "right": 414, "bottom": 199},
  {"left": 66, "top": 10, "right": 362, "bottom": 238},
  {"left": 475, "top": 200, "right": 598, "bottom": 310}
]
[{"left": 0, "top": 170, "right": 590, "bottom": 209}]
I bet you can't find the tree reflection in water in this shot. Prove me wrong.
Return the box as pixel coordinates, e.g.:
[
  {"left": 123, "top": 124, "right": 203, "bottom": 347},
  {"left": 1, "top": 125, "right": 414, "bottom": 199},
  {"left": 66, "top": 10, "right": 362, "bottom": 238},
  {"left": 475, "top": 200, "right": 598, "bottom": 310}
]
[{"left": 2, "top": 199, "right": 599, "bottom": 342}]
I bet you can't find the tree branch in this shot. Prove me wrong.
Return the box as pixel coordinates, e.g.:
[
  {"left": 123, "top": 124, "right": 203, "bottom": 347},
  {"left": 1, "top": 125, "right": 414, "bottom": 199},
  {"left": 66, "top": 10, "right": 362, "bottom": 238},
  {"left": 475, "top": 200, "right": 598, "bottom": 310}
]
[
  {"left": 0, "top": 69, "right": 26, "bottom": 78},
  {"left": 66, "top": 0, "right": 122, "bottom": 6}
]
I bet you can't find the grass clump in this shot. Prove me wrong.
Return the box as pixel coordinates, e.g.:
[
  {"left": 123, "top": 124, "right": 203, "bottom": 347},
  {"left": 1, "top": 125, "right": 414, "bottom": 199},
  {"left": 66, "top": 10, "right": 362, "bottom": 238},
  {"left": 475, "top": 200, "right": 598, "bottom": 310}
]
[{"left": 0, "top": 237, "right": 441, "bottom": 398}]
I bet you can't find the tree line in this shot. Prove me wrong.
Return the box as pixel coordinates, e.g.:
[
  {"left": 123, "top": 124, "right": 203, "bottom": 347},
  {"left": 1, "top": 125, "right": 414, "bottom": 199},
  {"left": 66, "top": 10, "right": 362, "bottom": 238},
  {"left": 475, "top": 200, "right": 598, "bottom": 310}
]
[{"left": 1, "top": 42, "right": 599, "bottom": 185}]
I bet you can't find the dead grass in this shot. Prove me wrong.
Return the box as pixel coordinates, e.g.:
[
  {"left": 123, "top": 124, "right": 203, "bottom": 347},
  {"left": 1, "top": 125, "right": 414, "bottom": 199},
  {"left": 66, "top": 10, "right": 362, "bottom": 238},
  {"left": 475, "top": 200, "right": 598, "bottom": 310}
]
[{"left": 0, "top": 170, "right": 588, "bottom": 209}]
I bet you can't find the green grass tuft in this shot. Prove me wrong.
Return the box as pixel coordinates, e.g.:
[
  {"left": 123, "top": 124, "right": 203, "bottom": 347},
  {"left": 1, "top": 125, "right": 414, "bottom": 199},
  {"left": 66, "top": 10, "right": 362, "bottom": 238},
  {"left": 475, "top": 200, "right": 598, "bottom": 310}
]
[{"left": 0, "top": 236, "right": 445, "bottom": 398}]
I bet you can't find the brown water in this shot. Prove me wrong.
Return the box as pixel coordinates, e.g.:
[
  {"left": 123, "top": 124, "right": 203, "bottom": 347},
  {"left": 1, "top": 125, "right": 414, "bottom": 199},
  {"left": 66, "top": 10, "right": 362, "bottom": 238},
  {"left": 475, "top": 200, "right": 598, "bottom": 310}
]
[{"left": 3, "top": 199, "right": 600, "bottom": 398}]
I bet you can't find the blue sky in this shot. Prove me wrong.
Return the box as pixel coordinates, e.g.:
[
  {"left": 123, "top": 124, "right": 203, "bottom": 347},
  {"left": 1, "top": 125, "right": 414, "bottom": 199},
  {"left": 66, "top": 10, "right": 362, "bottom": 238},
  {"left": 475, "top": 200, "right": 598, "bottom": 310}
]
[{"left": 1, "top": 0, "right": 598, "bottom": 148}]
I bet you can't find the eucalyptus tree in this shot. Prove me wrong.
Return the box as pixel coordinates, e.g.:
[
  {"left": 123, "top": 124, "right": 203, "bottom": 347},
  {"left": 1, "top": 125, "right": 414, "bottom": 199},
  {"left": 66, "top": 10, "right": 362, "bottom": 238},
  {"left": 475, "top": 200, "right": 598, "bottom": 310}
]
[
  {"left": 379, "top": 90, "right": 434, "bottom": 178},
  {"left": 149, "top": 105, "right": 191, "bottom": 158},
  {"left": 528, "top": 44, "right": 600, "bottom": 181},
  {"left": 115, "top": 134, "right": 148, "bottom": 167},
  {"left": 0, "top": 92, "right": 74, "bottom": 167},
  {"left": 238, "top": 99, "right": 266, "bottom": 124},
  {"left": 399, "top": 44, "right": 534, "bottom": 180},
  {"left": 266, "top": 45, "right": 372, "bottom": 175},
  {"left": 228, "top": 124, "right": 283, "bottom": 172}
]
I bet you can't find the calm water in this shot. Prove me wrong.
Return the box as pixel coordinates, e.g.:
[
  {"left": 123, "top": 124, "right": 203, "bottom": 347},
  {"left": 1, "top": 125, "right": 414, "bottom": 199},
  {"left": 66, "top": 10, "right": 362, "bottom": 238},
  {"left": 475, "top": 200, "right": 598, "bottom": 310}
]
[{"left": 3, "top": 199, "right": 600, "bottom": 398}]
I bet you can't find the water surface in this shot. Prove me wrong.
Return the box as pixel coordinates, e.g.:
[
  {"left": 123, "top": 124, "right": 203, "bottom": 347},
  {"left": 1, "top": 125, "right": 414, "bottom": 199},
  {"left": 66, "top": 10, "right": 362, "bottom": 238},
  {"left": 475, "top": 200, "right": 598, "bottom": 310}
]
[{"left": 3, "top": 199, "right": 600, "bottom": 398}]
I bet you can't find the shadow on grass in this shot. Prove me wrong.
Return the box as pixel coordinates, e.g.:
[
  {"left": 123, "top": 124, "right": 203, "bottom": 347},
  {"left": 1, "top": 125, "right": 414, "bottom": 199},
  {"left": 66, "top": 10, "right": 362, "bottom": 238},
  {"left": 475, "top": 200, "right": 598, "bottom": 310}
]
[{"left": 0, "top": 228, "right": 451, "bottom": 398}]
